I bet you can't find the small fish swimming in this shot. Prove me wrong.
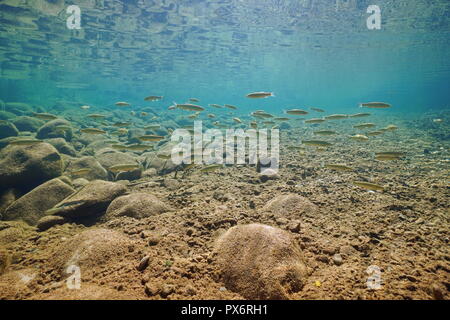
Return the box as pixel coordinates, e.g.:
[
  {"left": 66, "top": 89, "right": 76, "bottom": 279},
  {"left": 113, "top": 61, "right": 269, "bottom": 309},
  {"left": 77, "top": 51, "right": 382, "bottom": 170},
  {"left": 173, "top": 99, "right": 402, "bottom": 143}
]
[
  {"left": 113, "top": 122, "right": 132, "bottom": 127},
  {"left": 189, "top": 98, "right": 200, "bottom": 102},
  {"left": 349, "top": 113, "right": 371, "bottom": 118},
  {"left": 350, "top": 134, "right": 369, "bottom": 141},
  {"left": 87, "top": 114, "right": 106, "bottom": 119},
  {"left": 246, "top": 92, "right": 274, "bottom": 99},
  {"left": 325, "top": 114, "right": 348, "bottom": 120},
  {"left": 80, "top": 128, "right": 106, "bottom": 135},
  {"left": 360, "top": 102, "right": 391, "bottom": 108},
  {"left": 286, "top": 109, "right": 308, "bottom": 116},
  {"left": 209, "top": 104, "right": 223, "bottom": 108},
  {"left": 384, "top": 124, "right": 398, "bottom": 131},
  {"left": 367, "top": 130, "right": 384, "bottom": 136},
  {"left": 353, "top": 123, "right": 376, "bottom": 129},
  {"left": 325, "top": 164, "right": 353, "bottom": 171},
  {"left": 313, "top": 130, "right": 337, "bottom": 136},
  {"left": 33, "top": 112, "right": 58, "bottom": 120},
  {"left": 302, "top": 140, "right": 333, "bottom": 147},
  {"left": 144, "top": 96, "right": 163, "bottom": 101},
  {"left": 224, "top": 104, "right": 237, "bottom": 110},
  {"left": 9, "top": 139, "right": 43, "bottom": 146},
  {"left": 138, "top": 134, "right": 165, "bottom": 142},
  {"left": 274, "top": 117, "right": 290, "bottom": 121},
  {"left": 70, "top": 168, "right": 91, "bottom": 176},
  {"left": 126, "top": 144, "right": 153, "bottom": 152},
  {"left": 55, "top": 125, "right": 72, "bottom": 132},
  {"left": 80, "top": 105, "right": 91, "bottom": 110},
  {"left": 310, "top": 107, "right": 325, "bottom": 112},
  {"left": 305, "top": 118, "right": 326, "bottom": 124},
  {"left": 115, "top": 101, "right": 131, "bottom": 106},
  {"left": 233, "top": 117, "right": 242, "bottom": 123},
  {"left": 353, "top": 181, "right": 385, "bottom": 191},
  {"left": 199, "top": 164, "right": 222, "bottom": 172},
  {"left": 174, "top": 102, "right": 205, "bottom": 112}
]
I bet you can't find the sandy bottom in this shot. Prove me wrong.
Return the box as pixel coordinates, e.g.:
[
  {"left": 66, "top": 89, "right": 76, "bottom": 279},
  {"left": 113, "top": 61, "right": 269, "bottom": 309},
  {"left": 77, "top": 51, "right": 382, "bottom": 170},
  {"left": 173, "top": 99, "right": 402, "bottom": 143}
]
[{"left": 0, "top": 114, "right": 448, "bottom": 300}]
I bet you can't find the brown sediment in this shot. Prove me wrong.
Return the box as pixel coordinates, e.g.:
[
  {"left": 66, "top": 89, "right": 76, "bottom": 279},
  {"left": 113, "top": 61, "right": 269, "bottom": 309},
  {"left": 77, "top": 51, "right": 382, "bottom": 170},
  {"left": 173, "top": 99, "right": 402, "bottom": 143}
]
[{"left": 0, "top": 112, "right": 448, "bottom": 300}]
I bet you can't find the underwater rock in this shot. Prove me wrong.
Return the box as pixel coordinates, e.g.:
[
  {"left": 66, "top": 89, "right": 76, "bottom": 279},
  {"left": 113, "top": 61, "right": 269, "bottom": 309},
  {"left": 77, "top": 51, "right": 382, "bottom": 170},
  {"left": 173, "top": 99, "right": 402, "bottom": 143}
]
[
  {"left": 36, "top": 215, "right": 67, "bottom": 231},
  {"left": 96, "top": 150, "right": 141, "bottom": 181},
  {"left": 51, "top": 228, "right": 134, "bottom": 276},
  {"left": 3, "top": 178, "right": 75, "bottom": 225},
  {"left": 214, "top": 223, "right": 308, "bottom": 299},
  {"left": 104, "top": 192, "right": 171, "bottom": 221},
  {"left": 36, "top": 119, "right": 73, "bottom": 141},
  {"left": 0, "top": 247, "right": 11, "bottom": 275},
  {"left": 11, "top": 116, "right": 44, "bottom": 132},
  {"left": 127, "top": 128, "right": 146, "bottom": 144},
  {"left": 0, "top": 142, "right": 63, "bottom": 192},
  {"left": 279, "top": 122, "right": 291, "bottom": 130},
  {"left": 46, "top": 138, "right": 77, "bottom": 156},
  {"left": 0, "top": 221, "right": 35, "bottom": 248},
  {"left": 81, "top": 140, "right": 116, "bottom": 155},
  {"left": 0, "top": 111, "right": 16, "bottom": 121},
  {"left": 49, "top": 180, "right": 127, "bottom": 221},
  {"left": 64, "top": 156, "right": 109, "bottom": 181},
  {"left": 76, "top": 133, "right": 106, "bottom": 146},
  {"left": 72, "top": 178, "right": 89, "bottom": 189},
  {"left": 0, "top": 121, "right": 19, "bottom": 139},
  {"left": 259, "top": 168, "right": 280, "bottom": 182},
  {"left": 0, "top": 137, "right": 19, "bottom": 149},
  {"left": 0, "top": 189, "right": 21, "bottom": 219},
  {"left": 5, "top": 102, "right": 32, "bottom": 116},
  {"left": 263, "top": 194, "right": 318, "bottom": 217}
]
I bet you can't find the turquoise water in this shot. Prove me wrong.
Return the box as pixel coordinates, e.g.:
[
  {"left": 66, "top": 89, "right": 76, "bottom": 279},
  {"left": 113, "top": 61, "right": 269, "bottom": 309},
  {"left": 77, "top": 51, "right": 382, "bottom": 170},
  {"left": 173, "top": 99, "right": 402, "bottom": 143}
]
[{"left": 0, "top": 0, "right": 449, "bottom": 115}]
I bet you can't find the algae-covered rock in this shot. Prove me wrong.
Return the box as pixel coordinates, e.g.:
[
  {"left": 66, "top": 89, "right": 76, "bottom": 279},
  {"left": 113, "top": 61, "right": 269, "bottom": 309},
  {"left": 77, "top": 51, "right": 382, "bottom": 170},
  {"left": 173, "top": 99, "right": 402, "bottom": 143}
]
[
  {"left": 0, "top": 121, "right": 19, "bottom": 139},
  {"left": 36, "top": 119, "right": 73, "bottom": 141},
  {"left": 263, "top": 194, "right": 318, "bottom": 217},
  {"left": 64, "top": 156, "right": 108, "bottom": 181},
  {"left": 36, "top": 215, "right": 68, "bottom": 231},
  {"left": 104, "top": 192, "right": 170, "bottom": 220},
  {"left": 51, "top": 228, "right": 134, "bottom": 275},
  {"left": 0, "top": 143, "right": 63, "bottom": 191},
  {"left": 96, "top": 150, "right": 141, "bottom": 181},
  {"left": 49, "top": 180, "right": 127, "bottom": 221},
  {"left": 215, "top": 223, "right": 309, "bottom": 299},
  {"left": 11, "top": 116, "right": 44, "bottom": 132},
  {"left": 3, "top": 178, "right": 75, "bottom": 225},
  {"left": 46, "top": 138, "right": 77, "bottom": 156}
]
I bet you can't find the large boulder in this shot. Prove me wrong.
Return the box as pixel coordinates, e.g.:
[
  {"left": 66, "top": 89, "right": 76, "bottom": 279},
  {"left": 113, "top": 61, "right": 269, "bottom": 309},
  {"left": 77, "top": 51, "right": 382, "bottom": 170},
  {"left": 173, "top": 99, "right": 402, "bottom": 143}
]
[
  {"left": 214, "top": 223, "right": 308, "bottom": 299},
  {"left": 263, "top": 194, "right": 318, "bottom": 217},
  {"left": 96, "top": 149, "right": 141, "bottom": 181},
  {"left": 64, "top": 156, "right": 108, "bottom": 181},
  {"left": 0, "top": 111, "right": 16, "bottom": 121},
  {"left": 46, "top": 138, "right": 77, "bottom": 156},
  {"left": 0, "top": 143, "right": 63, "bottom": 192},
  {"left": 0, "top": 121, "right": 19, "bottom": 139},
  {"left": 48, "top": 180, "right": 127, "bottom": 221},
  {"left": 36, "top": 119, "right": 73, "bottom": 141},
  {"left": 11, "top": 116, "right": 44, "bottom": 132},
  {"left": 50, "top": 229, "right": 134, "bottom": 276},
  {"left": 3, "top": 178, "right": 75, "bottom": 225},
  {"left": 4, "top": 102, "right": 32, "bottom": 116},
  {"left": 104, "top": 192, "right": 170, "bottom": 221}
]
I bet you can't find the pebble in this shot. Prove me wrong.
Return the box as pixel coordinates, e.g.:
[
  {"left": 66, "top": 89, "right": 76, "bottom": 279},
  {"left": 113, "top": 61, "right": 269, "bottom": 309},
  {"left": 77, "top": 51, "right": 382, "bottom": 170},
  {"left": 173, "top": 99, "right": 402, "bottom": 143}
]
[
  {"left": 137, "top": 255, "right": 150, "bottom": 271},
  {"left": 332, "top": 253, "right": 343, "bottom": 266}
]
